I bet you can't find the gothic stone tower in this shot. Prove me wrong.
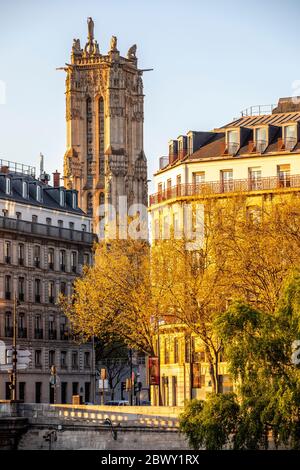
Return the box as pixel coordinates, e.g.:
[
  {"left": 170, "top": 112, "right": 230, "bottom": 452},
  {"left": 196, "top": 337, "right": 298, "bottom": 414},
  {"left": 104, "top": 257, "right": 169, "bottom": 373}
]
[{"left": 63, "top": 18, "right": 148, "bottom": 233}]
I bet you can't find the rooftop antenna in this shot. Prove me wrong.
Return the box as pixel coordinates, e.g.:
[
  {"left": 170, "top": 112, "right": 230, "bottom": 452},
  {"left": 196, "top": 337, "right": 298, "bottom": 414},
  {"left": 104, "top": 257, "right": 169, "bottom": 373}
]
[{"left": 39, "top": 152, "right": 50, "bottom": 184}]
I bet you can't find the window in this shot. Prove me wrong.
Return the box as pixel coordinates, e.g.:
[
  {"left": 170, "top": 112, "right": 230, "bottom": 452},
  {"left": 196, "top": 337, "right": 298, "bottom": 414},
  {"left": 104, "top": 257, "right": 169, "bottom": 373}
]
[
  {"left": 221, "top": 170, "right": 233, "bottom": 192},
  {"left": 72, "top": 193, "right": 77, "bottom": 209},
  {"left": 254, "top": 127, "right": 267, "bottom": 152},
  {"left": 60, "top": 316, "right": 67, "bottom": 340},
  {"left": 35, "top": 350, "right": 42, "bottom": 368},
  {"left": 5, "top": 312, "right": 12, "bottom": 337},
  {"left": 19, "top": 382, "right": 26, "bottom": 401},
  {"left": 278, "top": 164, "right": 291, "bottom": 188},
  {"left": 46, "top": 217, "right": 52, "bottom": 225},
  {"left": 18, "top": 277, "right": 25, "bottom": 302},
  {"left": 32, "top": 215, "right": 38, "bottom": 223},
  {"left": 163, "top": 215, "right": 170, "bottom": 239},
  {"left": 2, "top": 209, "right": 8, "bottom": 217},
  {"left": 164, "top": 338, "right": 170, "bottom": 364},
  {"left": 48, "top": 248, "right": 54, "bottom": 270},
  {"left": 35, "top": 382, "right": 42, "bottom": 404},
  {"left": 5, "top": 177, "right": 11, "bottom": 195},
  {"left": 249, "top": 167, "right": 262, "bottom": 190},
  {"left": 58, "top": 220, "right": 63, "bottom": 228},
  {"left": 193, "top": 172, "right": 205, "bottom": 186},
  {"left": 5, "top": 275, "right": 11, "bottom": 300},
  {"left": 59, "top": 250, "right": 66, "bottom": 271},
  {"left": 283, "top": 125, "right": 297, "bottom": 150},
  {"left": 174, "top": 337, "right": 179, "bottom": 363},
  {"left": 18, "top": 313, "right": 26, "bottom": 338},
  {"left": 81, "top": 224, "right": 87, "bottom": 232},
  {"left": 69, "top": 222, "right": 74, "bottom": 230},
  {"left": 34, "top": 245, "right": 40, "bottom": 268},
  {"left": 166, "top": 179, "right": 172, "bottom": 198},
  {"left": 72, "top": 351, "right": 78, "bottom": 369},
  {"left": 34, "top": 314, "right": 43, "bottom": 339},
  {"left": 34, "top": 279, "right": 41, "bottom": 303},
  {"left": 18, "top": 243, "right": 25, "bottom": 265},
  {"left": 49, "top": 350, "right": 55, "bottom": 367},
  {"left": 60, "top": 282, "right": 66, "bottom": 296},
  {"left": 72, "top": 382, "right": 79, "bottom": 395},
  {"left": 176, "top": 175, "right": 182, "bottom": 196},
  {"left": 36, "top": 185, "right": 42, "bottom": 202},
  {"left": 48, "top": 281, "right": 55, "bottom": 304},
  {"left": 84, "top": 253, "right": 90, "bottom": 265},
  {"left": 71, "top": 252, "right": 77, "bottom": 273},
  {"left": 60, "top": 190, "right": 65, "bottom": 207},
  {"left": 226, "top": 130, "right": 239, "bottom": 154},
  {"left": 16, "top": 211, "right": 22, "bottom": 220},
  {"left": 84, "top": 352, "right": 91, "bottom": 368},
  {"left": 22, "top": 181, "right": 28, "bottom": 198},
  {"left": 5, "top": 241, "right": 11, "bottom": 263},
  {"left": 48, "top": 315, "right": 56, "bottom": 340},
  {"left": 60, "top": 351, "right": 67, "bottom": 369}
]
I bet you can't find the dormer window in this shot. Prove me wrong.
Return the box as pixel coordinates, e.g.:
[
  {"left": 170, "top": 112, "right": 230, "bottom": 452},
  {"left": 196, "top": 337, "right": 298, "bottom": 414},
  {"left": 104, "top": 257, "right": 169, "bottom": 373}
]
[
  {"left": 5, "top": 177, "right": 11, "bottom": 195},
  {"left": 60, "top": 190, "right": 65, "bottom": 207},
  {"left": 226, "top": 130, "right": 239, "bottom": 155},
  {"left": 254, "top": 127, "right": 267, "bottom": 153},
  {"left": 283, "top": 125, "right": 297, "bottom": 150},
  {"left": 36, "top": 185, "right": 42, "bottom": 202},
  {"left": 22, "top": 181, "right": 28, "bottom": 198},
  {"left": 72, "top": 193, "right": 77, "bottom": 209}
]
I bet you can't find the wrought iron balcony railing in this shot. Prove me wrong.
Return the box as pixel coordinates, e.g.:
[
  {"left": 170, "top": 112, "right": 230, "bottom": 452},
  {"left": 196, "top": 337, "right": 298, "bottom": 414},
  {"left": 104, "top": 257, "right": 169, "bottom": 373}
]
[{"left": 149, "top": 174, "right": 299, "bottom": 206}]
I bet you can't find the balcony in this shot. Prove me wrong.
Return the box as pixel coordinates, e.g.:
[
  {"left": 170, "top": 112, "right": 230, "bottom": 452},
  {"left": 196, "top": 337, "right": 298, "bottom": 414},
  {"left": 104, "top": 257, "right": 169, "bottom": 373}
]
[
  {"left": 48, "top": 330, "right": 57, "bottom": 340},
  {"left": 221, "top": 141, "right": 239, "bottom": 155},
  {"left": 0, "top": 217, "right": 95, "bottom": 245},
  {"left": 34, "top": 328, "right": 43, "bottom": 340},
  {"left": 149, "top": 174, "right": 300, "bottom": 206},
  {"left": 4, "top": 326, "right": 13, "bottom": 337},
  {"left": 248, "top": 140, "right": 267, "bottom": 154},
  {"left": 18, "top": 328, "right": 27, "bottom": 339},
  {"left": 278, "top": 137, "right": 297, "bottom": 151}
]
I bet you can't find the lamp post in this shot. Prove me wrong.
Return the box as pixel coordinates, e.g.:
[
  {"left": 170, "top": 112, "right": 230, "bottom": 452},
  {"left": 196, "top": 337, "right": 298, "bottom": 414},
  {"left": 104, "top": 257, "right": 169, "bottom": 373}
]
[{"left": 11, "top": 294, "right": 19, "bottom": 401}]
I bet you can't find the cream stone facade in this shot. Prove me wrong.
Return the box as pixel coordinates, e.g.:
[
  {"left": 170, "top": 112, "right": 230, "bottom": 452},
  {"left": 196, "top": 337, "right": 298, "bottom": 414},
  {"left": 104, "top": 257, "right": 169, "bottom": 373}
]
[
  {"left": 63, "top": 18, "right": 148, "bottom": 234},
  {"left": 149, "top": 97, "right": 300, "bottom": 240}
]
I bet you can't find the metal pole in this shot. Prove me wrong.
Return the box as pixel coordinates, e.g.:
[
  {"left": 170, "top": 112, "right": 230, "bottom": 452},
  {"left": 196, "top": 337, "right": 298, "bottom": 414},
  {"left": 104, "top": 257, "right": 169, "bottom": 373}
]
[
  {"left": 129, "top": 349, "right": 133, "bottom": 405},
  {"left": 157, "top": 318, "right": 162, "bottom": 405},
  {"left": 92, "top": 334, "right": 95, "bottom": 403},
  {"left": 12, "top": 294, "right": 18, "bottom": 401}
]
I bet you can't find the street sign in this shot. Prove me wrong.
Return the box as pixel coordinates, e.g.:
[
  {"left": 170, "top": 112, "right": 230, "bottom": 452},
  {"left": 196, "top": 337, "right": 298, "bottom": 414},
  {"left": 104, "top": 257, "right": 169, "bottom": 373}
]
[
  {"left": 5, "top": 347, "right": 31, "bottom": 368},
  {"left": 0, "top": 363, "right": 29, "bottom": 372},
  {"left": 99, "top": 379, "right": 109, "bottom": 390}
]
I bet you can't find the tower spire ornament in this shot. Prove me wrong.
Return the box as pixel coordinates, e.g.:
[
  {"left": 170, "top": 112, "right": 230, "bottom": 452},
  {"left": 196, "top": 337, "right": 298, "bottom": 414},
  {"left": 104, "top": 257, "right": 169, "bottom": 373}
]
[{"left": 87, "top": 17, "right": 94, "bottom": 42}]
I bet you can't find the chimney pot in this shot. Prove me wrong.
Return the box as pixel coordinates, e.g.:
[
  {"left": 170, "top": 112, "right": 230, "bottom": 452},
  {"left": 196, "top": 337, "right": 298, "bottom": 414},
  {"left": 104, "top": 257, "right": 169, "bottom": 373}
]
[{"left": 53, "top": 170, "right": 61, "bottom": 188}]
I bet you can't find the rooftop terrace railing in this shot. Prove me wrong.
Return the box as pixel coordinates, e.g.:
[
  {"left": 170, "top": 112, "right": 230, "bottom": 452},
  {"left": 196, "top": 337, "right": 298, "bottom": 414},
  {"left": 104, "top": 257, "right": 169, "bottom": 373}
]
[
  {"left": 149, "top": 174, "right": 300, "bottom": 206},
  {"left": 0, "top": 159, "right": 36, "bottom": 177}
]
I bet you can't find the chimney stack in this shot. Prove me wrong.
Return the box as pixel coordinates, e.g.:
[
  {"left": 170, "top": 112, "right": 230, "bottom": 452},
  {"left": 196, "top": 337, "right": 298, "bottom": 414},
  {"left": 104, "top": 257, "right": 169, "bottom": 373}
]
[{"left": 53, "top": 170, "right": 61, "bottom": 188}]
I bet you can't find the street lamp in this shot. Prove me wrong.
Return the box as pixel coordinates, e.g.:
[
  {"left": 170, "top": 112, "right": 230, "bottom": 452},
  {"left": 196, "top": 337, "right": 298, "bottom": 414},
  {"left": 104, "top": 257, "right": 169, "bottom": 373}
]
[{"left": 11, "top": 293, "right": 20, "bottom": 401}]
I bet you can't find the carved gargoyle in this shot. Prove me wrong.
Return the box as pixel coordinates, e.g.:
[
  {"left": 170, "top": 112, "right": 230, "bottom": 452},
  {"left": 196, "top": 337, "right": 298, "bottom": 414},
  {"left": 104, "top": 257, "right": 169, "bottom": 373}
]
[{"left": 127, "top": 44, "right": 137, "bottom": 59}]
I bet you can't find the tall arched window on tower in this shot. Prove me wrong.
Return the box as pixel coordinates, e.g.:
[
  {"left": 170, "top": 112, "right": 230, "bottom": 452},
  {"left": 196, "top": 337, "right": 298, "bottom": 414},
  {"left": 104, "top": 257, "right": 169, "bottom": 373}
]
[
  {"left": 86, "top": 97, "right": 93, "bottom": 182},
  {"left": 98, "top": 97, "right": 105, "bottom": 183},
  {"left": 87, "top": 192, "right": 93, "bottom": 217}
]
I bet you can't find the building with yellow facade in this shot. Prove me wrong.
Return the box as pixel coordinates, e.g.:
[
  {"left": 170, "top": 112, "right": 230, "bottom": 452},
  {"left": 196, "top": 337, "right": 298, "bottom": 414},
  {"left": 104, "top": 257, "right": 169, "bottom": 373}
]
[{"left": 149, "top": 96, "right": 300, "bottom": 406}]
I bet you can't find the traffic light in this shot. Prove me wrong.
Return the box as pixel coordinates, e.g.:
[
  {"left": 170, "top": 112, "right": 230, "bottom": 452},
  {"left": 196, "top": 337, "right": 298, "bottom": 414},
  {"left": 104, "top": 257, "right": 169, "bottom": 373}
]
[
  {"left": 134, "top": 381, "right": 142, "bottom": 394},
  {"left": 121, "top": 381, "right": 126, "bottom": 392}
]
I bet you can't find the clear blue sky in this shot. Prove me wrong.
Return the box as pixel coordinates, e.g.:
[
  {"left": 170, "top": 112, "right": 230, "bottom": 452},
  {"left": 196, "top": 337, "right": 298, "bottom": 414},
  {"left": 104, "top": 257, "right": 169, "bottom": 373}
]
[{"left": 1, "top": 0, "right": 300, "bottom": 192}]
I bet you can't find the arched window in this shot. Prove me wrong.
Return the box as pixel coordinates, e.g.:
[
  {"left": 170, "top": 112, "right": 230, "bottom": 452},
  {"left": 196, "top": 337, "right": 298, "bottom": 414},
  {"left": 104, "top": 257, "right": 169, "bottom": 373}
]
[
  {"left": 22, "top": 181, "right": 28, "bottom": 198},
  {"left": 5, "top": 177, "right": 11, "bottom": 195}
]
